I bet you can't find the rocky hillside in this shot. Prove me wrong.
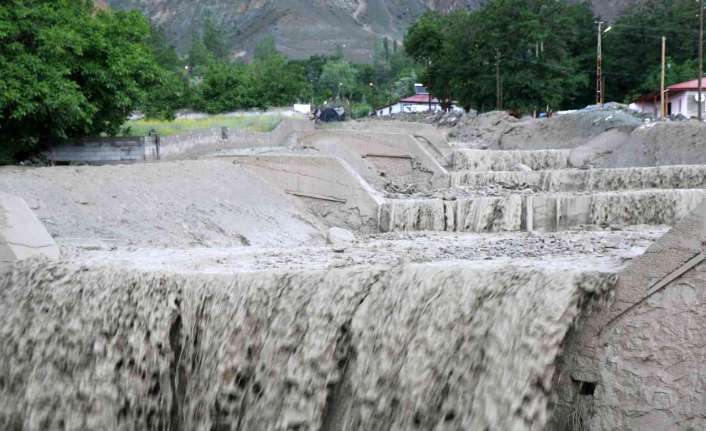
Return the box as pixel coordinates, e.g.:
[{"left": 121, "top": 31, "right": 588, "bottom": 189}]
[{"left": 106, "top": 0, "right": 636, "bottom": 62}]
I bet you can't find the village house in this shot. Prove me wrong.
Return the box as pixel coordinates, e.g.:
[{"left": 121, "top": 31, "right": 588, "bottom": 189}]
[
  {"left": 375, "top": 84, "right": 463, "bottom": 116},
  {"left": 632, "top": 77, "right": 706, "bottom": 118}
]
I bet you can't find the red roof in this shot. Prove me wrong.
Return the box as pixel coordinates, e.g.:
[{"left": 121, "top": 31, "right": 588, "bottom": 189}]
[
  {"left": 668, "top": 77, "right": 706, "bottom": 91},
  {"left": 635, "top": 77, "right": 706, "bottom": 102},
  {"left": 400, "top": 94, "right": 440, "bottom": 104}
]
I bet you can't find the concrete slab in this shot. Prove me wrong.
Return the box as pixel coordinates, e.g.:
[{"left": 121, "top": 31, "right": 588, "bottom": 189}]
[
  {"left": 0, "top": 192, "right": 59, "bottom": 266},
  {"left": 226, "top": 155, "right": 385, "bottom": 233}
]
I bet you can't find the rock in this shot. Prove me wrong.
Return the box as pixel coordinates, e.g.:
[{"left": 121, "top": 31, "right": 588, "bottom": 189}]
[
  {"left": 327, "top": 227, "right": 355, "bottom": 252},
  {"left": 27, "top": 199, "right": 40, "bottom": 210},
  {"left": 512, "top": 163, "right": 533, "bottom": 172}
]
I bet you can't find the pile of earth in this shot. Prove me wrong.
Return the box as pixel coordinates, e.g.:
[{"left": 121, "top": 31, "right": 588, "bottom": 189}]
[
  {"left": 569, "top": 121, "right": 706, "bottom": 169},
  {"left": 439, "top": 109, "right": 706, "bottom": 169},
  {"left": 446, "top": 109, "right": 644, "bottom": 150}
]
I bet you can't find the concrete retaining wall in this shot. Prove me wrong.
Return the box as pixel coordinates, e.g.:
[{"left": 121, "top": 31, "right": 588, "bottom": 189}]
[
  {"left": 160, "top": 118, "right": 315, "bottom": 160},
  {"left": 0, "top": 192, "right": 59, "bottom": 269},
  {"left": 158, "top": 128, "right": 269, "bottom": 159},
  {"left": 550, "top": 199, "right": 706, "bottom": 430},
  {"left": 43, "top": 119, "right": 316, "bottom": 164},
  {"left": 227, "top": 155, "right": 384, "bottom": 233},
  {"left": 44, "top": 136, "right": 159, "bottom": 164}
]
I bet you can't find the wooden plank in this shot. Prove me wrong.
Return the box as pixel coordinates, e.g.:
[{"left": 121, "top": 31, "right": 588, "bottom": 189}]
[
  {"left": 285, "top": 190, "right": 347, "bottom": 204},
  {"left": 362, "top": 153, "right": 413, "bottom": 160}
]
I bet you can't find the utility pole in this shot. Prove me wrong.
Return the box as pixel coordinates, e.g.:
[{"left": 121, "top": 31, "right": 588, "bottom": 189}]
[
  {"left": 428, "top": 60, "right": 433, "bottom": 112},
  {"left": 699, "top": 0, "right": 704, "bottom": 121},
  {"left": 596, "top": 21, "right": 603, "bottom": 108},
  {"left": 661, "top": 36, "right": 667, "bottom": 119},
  {"left": 496, "top": 49, "right": 502, "bottom": 110}
]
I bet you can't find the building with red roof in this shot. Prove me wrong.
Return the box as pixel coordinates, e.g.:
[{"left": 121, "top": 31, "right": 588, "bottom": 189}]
[
  {"left": 375, "top": 84, "right": 463, "bottom": 116},
  {"left": 633, "top": 77, "right": 706, "bottom": 118}
]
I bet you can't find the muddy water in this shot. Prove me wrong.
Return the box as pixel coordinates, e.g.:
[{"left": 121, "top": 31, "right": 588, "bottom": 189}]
[{"left": 0, "top": 260, "right": 615, "bottom": 431}]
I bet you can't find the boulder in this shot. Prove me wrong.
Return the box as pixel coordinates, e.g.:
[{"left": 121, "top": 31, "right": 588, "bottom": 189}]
[
  {"left": 512, "top": 163, "right": 533, "bottom": 172},
  {"left": 327, "top": 227, "right": 355, "bottom": 252}
]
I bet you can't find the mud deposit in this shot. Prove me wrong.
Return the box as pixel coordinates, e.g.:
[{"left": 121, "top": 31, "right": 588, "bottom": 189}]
[{"left": 0, "top": 260, "right": 615, "bottom": 431}]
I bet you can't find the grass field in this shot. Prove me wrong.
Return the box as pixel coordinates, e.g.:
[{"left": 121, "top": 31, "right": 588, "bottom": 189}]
[{"left": 123, "top": 114, "right": 283, "bottom": 136}]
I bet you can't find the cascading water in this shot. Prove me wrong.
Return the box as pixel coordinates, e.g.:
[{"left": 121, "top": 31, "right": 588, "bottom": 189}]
[
  {"left": 381, "top": 189, "right": 706, "bottom": 233},
  {"left": 0, "top": 259, "right": 616, "bottom": 431},
  {"left": 450, "top": 165, "right": 706, "bottom": 192}
]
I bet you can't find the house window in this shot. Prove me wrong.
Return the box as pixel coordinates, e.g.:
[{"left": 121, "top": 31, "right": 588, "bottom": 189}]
[{"left": 667, "top": 102, "right": 672, "bottom": 116}]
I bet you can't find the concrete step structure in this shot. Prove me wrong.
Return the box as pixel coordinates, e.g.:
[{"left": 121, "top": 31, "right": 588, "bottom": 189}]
[
  {"left": 380, "top": 189, "right": 706, "bottom": 233},
  {"left": 451, "top": 164, "right": 706, "bottom": 191}
]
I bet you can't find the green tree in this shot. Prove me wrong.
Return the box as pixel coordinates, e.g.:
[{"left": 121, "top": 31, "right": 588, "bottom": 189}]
[
  {"left": 149, "top": 24, "right": 181, "bottom": 71},
  {"left": 641, "top": 58, "right": 699, "bottom": 96},
  {"left": 142, "top": 71, "right": 189, "bottom": 120},
  {"left": 197, "top": 62, "right": 255, "bottom": 113},
  {"left": 0, "top": 0, "right": 164, "bottom": 162},
  {"left": 319, "top": 60, "right": 359, "bottom": 100},
  {"left": 404, "top": 11, "right": 446, "bottom": 107},
  {"left": 203, "top": 17, "right": 229, "bottom": 60},
  {"left": 604, "top": 0, "right": 705, "bottom": 102},
  {"left": 249, "top": 52, "right": 306, "bottom": 108},
  {"left": 187, "top": 32, "right": 212, "bottom": 75},
  {"left": 254, "top": 36, "right": 278, "bottom": 61},
  {"left": 405, "top": 1, "right": 596, "bottom": 113},
  {"left": 405, "top": 12, "right": 444, "bottom": 66}
]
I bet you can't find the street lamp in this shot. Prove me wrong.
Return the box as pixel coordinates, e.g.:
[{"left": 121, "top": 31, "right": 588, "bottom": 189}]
[
  {"left": 369, "top": 82, "right": 375, "bottom": 115},
  {"left": 699, "top": 0, "right": 704, "bottom": 120},
  {"left": 596, "top": 22, "right": 613, "bottom": 108}
]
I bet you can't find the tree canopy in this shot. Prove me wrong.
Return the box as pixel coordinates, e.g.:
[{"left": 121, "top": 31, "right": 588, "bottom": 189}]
[
  {"left": 0, "top": 0, "right": 165, "bottom": 161},
  {"left": 406, "top": 1, "right": 596, "bottom": 113},
  {"left": 603, "top": 0, "right": 705, "bottom": 101},
  {"left": 404, "top": 0, "right": 705, "bottom": 111}
]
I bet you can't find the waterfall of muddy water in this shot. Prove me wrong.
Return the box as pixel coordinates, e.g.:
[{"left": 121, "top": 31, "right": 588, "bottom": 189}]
[{"left": 0, "top": 259, "right": 616, "bottom": 431}]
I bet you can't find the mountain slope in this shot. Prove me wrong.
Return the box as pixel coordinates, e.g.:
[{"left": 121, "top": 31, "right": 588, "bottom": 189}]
[{"left": 106, "top": 0, "right": 635, "bottom": 62}]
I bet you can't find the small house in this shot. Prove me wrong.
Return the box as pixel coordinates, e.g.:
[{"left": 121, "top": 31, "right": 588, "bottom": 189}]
[
  {"left": 632, "top": 77, "right": 706, "bottom": 118},
  {"left": 375, "top": 84, "right": 463, "bottom": 116}
]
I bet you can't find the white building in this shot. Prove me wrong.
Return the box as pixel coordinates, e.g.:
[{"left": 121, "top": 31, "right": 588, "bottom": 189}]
[
  {"left": 375, "top": 84, "right": 463, "bottom": 116},
  {"left": 632, "top": 77, "right": 706, "bottom": 118}
]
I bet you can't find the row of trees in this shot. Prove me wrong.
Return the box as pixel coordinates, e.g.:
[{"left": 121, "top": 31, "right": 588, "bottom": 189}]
[{"left": 405, "top": 0, "right": 706, "bottom": 114}]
